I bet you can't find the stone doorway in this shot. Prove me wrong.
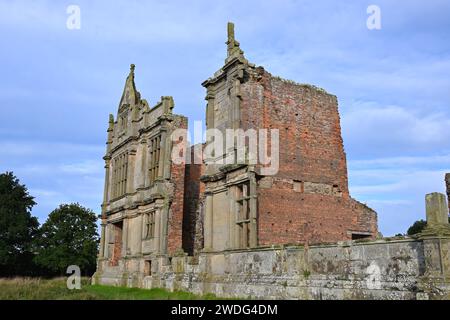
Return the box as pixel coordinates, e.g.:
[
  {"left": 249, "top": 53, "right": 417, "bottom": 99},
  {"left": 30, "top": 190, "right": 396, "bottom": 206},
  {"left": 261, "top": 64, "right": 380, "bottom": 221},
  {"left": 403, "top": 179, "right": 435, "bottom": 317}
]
[{"left": 110, "top": 221, "right": 123, "bottom": 266}]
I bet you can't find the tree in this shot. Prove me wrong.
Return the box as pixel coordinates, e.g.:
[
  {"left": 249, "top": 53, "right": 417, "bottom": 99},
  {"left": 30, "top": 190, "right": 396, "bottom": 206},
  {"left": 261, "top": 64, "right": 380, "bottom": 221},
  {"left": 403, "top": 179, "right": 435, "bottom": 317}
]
[
  {"left": 407, "top": 217, "right": 450, "bottom": 236},
  {"left": 407, "top": 219, "right": 427, "bottom": 236},
  {"left": 34, "top": 203, "right": 99, "bottom": 276},
  {"left": 0, "top": 172, "right": 39, "bottom": 276}
]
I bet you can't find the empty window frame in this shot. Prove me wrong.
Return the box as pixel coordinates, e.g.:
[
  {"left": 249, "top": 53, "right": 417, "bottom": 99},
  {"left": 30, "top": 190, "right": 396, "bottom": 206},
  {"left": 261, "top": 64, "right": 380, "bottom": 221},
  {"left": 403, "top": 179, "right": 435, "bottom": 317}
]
[
  {"left": 112, "top": 152, "right": 129, "bottom": 199},
  {"left": 236, "top": 181, "right": 251, "bottom": 249},
  {"left": 144, "top": 211, "right": 156, "bottom": 239},
  {"left": 148, "top": 135, "right": 161, "bottom": 184}
]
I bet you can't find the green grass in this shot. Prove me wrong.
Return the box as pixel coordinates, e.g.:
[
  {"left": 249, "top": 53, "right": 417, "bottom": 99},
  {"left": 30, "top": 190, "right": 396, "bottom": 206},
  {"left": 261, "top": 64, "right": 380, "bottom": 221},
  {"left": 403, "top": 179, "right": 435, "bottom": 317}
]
[{"left": 0, "top": 277, "right": 219, "bottom": 300}]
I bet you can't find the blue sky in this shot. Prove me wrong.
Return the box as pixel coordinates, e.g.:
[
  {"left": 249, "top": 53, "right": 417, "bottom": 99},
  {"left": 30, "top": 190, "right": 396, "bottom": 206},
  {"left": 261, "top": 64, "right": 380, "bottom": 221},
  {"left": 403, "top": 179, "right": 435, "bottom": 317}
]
[{"left": 0, "top": 0, "right": 449, "bottom": 236}]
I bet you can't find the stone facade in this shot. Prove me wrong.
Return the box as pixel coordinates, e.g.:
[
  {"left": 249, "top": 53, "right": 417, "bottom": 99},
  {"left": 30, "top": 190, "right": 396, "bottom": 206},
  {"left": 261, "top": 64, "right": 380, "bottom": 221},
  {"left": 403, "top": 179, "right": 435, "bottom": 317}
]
[
  {"left": 93, "top": 23, "right": 450, "bottom": 299},
  {"left": 95, "top": 64, "right": 188, "bottom": 285}
]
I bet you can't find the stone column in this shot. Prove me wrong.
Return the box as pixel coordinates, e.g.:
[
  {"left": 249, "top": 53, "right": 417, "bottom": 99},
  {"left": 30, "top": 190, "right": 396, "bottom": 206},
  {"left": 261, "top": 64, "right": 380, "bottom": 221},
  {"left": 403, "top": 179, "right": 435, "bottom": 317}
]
[
  {"left": 427, "top": 193, "right": 448, "bottom": 225},
  {"left": 102, "top": 159, "right": 111, "bottom": 204},
  {"left": 159, "top": 206, "right": 168, "bottom": 254},
  {"left": 154, "top": 208, "right": 161, "bottom": 254},
  {"left": 127, "top": 151, "right": 136, "bottom": 193},
  {"left": 421, "top": 192, "right": 450, "bottom": 237},
  {"left": 99, "top": 221, "right": 106, "bottom": 258},
  {"left": 158, "top": 130, "right": 167, "bottom": 179},
  {"left": 122, "top": 218, "right": 129, "bottom": 257},
  {"left": 204, "top": 193, "right": 214, "bottom": 250},
  {"left": 163, "top": 130, "right": 172, "bottom": 180},
  {"left": 136, "top": 214, "right": 143, "bottom": 255},
  {"left": 228, "top": 187, "right": 236, "bottom": 249},
  {"left": 140, "top": 139, "right": 148, "bottom": 188},
  {"left": 205, "top": 93, "right": 215, "bottom": 130}
]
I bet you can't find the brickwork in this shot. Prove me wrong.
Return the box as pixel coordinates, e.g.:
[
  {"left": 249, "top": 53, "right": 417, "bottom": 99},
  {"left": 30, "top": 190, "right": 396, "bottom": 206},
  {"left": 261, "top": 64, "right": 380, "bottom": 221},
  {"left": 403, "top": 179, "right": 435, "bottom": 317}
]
[
  {"left": 241, "top": 68, "right": 349, "bottom": 193},
  {"left": 257, "top": 178, "right": 377, "bottom": 245},
  {"left": 238, "top": 68, "right": 377, "bottom": 244},
  {"left": 167, "top": 116, "right": 188, "bottom": 255}
]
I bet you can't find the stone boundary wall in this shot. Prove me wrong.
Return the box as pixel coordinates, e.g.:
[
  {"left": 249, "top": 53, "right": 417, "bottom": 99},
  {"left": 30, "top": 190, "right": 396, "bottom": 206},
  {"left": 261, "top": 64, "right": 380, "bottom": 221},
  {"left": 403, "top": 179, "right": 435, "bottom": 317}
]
[{"left": 132, "top": 237, "right": 449, "bottom": 300}]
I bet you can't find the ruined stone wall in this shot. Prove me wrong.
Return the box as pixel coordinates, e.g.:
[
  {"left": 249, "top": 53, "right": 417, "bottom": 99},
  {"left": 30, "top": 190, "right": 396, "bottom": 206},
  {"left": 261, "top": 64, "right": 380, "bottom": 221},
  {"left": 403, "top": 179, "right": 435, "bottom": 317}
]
[
  {"left": 238, "top": 67, "right": 377, "bottom": 244},
  {"left": 138, "top": 237, "right": 450, "bottom": 300}
]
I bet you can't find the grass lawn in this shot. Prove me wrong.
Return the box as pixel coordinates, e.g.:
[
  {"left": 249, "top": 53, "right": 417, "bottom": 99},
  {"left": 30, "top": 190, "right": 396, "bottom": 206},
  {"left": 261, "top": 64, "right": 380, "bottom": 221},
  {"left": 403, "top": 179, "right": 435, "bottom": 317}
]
[{"left": 0, "top": 277, "right": 219, "bottom": 300}]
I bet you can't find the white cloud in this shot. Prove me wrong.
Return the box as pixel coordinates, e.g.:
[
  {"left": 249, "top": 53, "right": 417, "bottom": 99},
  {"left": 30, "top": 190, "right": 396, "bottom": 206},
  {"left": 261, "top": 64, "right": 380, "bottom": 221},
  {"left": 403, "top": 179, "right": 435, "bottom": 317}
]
[
  {"left": 347, "top": 153, "right": 449, "bottom": 236},
  {"left": 342, "top": 103, "right": 450, "bottom": 157}
]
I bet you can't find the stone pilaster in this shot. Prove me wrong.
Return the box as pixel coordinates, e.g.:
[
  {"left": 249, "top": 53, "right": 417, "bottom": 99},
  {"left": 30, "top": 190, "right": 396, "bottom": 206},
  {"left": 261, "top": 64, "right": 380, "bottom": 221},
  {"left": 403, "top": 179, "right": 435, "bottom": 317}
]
[
  {"left": 154, "top": 208, "right": 161, "bottom": 254},
  {"left": 99, "top": 221, "right": 106, "bottom": 258},
  {"left": 249, "top": 173, "right": 258, "bottom": 248},
  {"left": 122, "top": 218, "right": 129, "bottom": 257},
  {"left": 204, "top": 193, "right": 213, "bottom": 250},
  {"left": 158, "top": 130, "right": 167, "bottom": 179},
  {"left": 228, "top": 187, "right": 236, "bottom": 249},
  {"left": 139, "top": 139, "right": 147, "bottom": 188}
]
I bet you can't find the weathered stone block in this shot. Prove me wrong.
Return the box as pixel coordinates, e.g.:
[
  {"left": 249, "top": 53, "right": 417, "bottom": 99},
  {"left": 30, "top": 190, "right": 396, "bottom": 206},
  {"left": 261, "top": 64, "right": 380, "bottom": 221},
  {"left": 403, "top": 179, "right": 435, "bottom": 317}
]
[{"left": 426, "top": 192, "right": 449, "bottom": 226}]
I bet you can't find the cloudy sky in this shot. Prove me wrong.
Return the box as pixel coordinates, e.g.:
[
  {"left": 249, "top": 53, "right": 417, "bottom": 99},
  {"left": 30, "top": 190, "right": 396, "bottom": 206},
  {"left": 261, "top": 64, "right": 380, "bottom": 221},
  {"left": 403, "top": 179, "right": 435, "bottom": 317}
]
[{"left": 1, "top": 0, "right": 449, "bottom": 236}]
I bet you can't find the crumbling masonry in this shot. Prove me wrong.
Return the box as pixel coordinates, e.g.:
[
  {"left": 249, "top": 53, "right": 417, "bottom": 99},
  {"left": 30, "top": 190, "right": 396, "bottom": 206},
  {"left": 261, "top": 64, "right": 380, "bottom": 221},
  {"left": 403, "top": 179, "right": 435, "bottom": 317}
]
[{"left": 93, "top": 23, "right": 450, "bottom": 299}]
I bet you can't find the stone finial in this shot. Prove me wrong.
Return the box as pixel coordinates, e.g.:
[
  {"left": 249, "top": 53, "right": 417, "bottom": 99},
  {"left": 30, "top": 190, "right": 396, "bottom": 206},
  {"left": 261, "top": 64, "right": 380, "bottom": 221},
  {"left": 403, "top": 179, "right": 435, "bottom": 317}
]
[
  {"left": 108, "top": 114, "right": 114, "bottom": 129},
  {"left": 130, "top": 63, "right": 135, "bottom": 74},
  {"left": 227, "top": 22, "right": 235, "bottom": 43},
  {"left": 226, "top": 22, "right": 244, "bottom": 60},
  {"left": 161, "top": 96, "right": 174, "bottom": 114},
  {"left": 421, "top": 192, "right": 450, "bottom": 237}
]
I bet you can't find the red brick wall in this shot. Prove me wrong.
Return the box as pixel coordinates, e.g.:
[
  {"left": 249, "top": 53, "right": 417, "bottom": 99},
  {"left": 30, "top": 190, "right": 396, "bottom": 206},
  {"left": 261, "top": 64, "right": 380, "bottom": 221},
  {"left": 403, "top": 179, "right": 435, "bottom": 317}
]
[
  {"left": 241, "top": 68, "right": 349, "bottom": 194},
  {"left": 167, "top": 115, "right": 188, "bottom": 255},
  {"left": 257, "top": 180, "right": 377, "bottom": 245},
  {"left": 240, "top": 67, "right": 377, "bottom": 245}
]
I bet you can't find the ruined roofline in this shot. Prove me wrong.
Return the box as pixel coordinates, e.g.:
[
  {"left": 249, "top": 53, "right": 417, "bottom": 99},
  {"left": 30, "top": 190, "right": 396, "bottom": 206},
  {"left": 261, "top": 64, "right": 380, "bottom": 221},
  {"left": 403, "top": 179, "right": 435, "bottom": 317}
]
[
  {"left": 269, "top": 74, "right": 336, "bottom": 97},
  {"left": 202, "top": 22, "right": 336, "bottom": 98}
]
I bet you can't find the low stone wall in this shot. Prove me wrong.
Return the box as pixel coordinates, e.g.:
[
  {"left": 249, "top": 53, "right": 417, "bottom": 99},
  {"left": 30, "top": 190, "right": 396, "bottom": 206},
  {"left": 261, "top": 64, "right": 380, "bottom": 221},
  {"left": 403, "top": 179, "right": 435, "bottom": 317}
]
[{"left": 94, "top": 236, "right": 450, "bottom": 300}]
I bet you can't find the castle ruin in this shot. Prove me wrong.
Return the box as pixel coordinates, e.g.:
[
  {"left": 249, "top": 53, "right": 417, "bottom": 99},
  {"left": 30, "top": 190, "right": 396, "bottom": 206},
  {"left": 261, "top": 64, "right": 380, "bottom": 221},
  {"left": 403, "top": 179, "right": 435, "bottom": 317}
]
[{"left": 93, "top": 23, "right": 450, "bottom": 300}]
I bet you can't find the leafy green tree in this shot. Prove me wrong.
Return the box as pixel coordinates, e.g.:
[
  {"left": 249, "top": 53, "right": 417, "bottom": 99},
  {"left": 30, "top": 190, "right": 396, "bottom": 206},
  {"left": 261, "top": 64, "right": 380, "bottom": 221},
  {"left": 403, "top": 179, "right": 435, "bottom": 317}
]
[
  {"left": 407, "top": 219, "right": 427, "bottom": 235},
  {"left": 407, "top": 217, "right": 450, "bottom": 236},
  {"left": 0, "top": 172, "right": 39, "bottom": 276},
  {"left": 34, "top": 203, "right": 99, "bottom": 276}
]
